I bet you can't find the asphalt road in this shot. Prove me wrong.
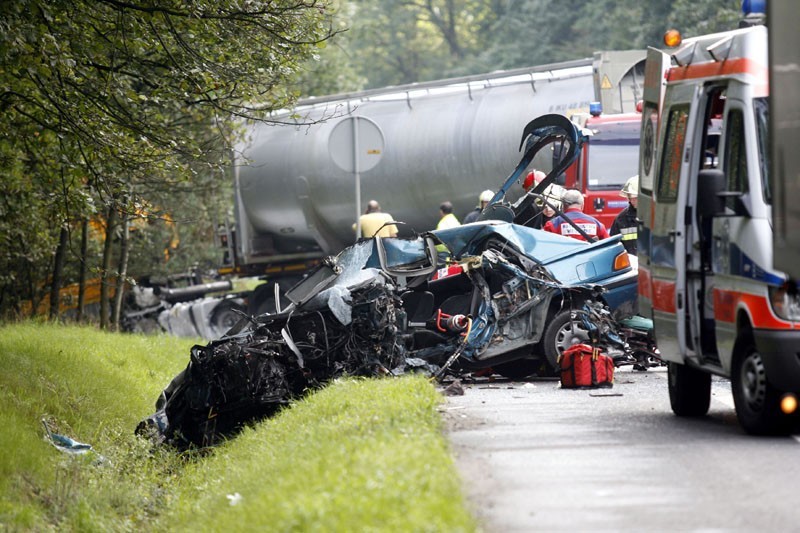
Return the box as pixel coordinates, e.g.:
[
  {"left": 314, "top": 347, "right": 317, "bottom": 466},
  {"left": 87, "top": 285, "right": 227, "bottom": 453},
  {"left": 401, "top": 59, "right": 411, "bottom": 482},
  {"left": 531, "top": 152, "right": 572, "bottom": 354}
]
[{"left": 442, "top": 366, "right": 800, "bottom": 532}]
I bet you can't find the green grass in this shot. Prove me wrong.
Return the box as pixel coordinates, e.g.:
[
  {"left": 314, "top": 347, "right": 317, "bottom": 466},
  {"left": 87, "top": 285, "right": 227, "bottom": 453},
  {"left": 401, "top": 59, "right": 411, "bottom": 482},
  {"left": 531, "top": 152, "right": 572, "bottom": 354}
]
[{"left": 0, "top": 322, "right": 476, "bottom": 531}]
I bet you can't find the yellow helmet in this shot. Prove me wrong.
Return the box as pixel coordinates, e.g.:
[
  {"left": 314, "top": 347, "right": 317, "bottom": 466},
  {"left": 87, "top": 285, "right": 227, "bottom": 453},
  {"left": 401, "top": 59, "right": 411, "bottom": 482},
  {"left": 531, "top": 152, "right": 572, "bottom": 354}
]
[{"left": 620, "top": 175, "right": 639, "bottom": 197}]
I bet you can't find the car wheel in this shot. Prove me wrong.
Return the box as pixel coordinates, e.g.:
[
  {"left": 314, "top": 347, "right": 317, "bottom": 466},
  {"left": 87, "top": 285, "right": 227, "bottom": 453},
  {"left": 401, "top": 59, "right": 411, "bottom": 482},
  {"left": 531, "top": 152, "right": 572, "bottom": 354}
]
[
  {"left": 730, "top": 335, "right": 791, "bottom": 435},
  {"left": 543, "top": 309, "right": 591, "bottom": 372},
  {"left": 667, "top": 361, "right": 711, "bottom": 417}
]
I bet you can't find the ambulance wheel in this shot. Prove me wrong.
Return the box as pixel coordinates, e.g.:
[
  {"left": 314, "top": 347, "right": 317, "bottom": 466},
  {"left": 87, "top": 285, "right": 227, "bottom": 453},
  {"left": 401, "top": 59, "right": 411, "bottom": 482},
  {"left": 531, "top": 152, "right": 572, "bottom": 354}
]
[
  {"left": 731, "top": 335, "right": 792, "bottom": 435},
  {"left": 543, "top": 309, "right": 590, "bottom": 372},
  {"left": 667, "top": 362, "right": 710, "bottom": 417}
]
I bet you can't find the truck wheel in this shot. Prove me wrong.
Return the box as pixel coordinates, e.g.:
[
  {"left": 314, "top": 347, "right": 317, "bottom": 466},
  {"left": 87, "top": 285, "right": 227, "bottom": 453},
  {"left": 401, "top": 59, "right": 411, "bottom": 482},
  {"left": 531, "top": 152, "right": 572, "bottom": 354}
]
[
  {"left": 668, "top": 362, "right": 711, "bottom": 417},
  {"left": 210, "top": 300, "right": 246, "bottom": 338},
  {"left": 249, "top": 282, "right": 294, "bottom": 316},
  {"left": 128, "top": 317, "right": 160, "bottom": 335},
  {"left": 731, "top": 336, "right": 790, "bottom": 435},
  {"left": 543, "top": 309, "right": 590, "bottom": 372}
]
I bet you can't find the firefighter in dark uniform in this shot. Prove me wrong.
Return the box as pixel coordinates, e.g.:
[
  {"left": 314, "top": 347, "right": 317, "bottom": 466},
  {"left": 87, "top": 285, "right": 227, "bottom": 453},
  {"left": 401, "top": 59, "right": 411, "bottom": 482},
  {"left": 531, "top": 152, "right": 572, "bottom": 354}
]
[{"left": 610, "top": 175, "right": 638, "bottom": 254}]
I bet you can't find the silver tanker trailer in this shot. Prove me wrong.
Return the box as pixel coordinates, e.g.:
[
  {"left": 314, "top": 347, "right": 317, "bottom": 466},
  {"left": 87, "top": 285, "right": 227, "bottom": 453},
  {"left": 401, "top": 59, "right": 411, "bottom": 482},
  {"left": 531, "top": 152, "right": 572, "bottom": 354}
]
[{"left": 220, "top": 50, "right": 646, "bottom": 316}]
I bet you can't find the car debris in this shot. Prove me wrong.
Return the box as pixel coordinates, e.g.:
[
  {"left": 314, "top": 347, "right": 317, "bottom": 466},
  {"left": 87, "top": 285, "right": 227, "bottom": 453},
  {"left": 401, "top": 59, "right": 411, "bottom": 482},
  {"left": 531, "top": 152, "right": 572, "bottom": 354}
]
[{"left": 137, "top": 114, "right": 658, "bottom": 449}]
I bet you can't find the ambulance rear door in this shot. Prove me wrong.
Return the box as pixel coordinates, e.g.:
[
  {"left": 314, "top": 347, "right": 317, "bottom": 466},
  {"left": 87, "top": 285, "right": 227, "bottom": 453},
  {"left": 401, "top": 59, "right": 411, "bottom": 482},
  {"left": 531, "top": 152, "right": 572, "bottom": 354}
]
[
  {"left": 648, "top": 80, "right": 703, "bottom": 362},
  {"left": 637, "top": 48, "right": 669, "bottom": 329}
]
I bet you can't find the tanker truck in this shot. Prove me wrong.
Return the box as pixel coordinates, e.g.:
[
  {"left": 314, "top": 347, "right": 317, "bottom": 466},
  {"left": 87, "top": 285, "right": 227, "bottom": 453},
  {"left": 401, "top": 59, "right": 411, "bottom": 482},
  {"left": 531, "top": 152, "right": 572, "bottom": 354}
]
[{"left": 221, "top": 50, "right": 647, "bottom": 315}]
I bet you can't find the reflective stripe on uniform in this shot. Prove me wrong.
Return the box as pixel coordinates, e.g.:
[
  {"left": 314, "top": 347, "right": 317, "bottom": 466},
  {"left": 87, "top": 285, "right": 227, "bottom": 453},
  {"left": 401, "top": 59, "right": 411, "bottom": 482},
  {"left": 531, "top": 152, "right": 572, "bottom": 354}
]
[{"left": 619, "top": 227, "right": 637, "bottom": 240}]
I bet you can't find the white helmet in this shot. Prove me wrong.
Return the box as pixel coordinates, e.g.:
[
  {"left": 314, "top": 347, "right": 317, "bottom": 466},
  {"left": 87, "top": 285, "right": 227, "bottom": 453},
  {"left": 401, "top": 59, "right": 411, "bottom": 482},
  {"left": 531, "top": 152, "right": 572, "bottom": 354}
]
[
  {"left": 479, "top": 190, "right": 494, "bottom": 203},
  {"left": 620, "top": 175, "right": 639, "bottom": 197}
]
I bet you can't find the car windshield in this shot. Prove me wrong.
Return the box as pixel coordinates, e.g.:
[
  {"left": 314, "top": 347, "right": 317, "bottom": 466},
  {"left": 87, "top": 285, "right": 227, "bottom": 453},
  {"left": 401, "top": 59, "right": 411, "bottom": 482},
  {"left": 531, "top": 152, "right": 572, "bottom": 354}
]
[{"left": 586, "top": 121, "right": 641, "bottom": 190}]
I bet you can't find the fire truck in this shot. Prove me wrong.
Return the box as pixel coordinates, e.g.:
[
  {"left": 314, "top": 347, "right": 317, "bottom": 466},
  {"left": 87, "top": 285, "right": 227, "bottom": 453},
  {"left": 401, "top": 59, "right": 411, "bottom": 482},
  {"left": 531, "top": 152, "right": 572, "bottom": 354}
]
[
  {"left": 564, "top": 109, "right": 642, "bottom": 228},
  {"left": 637, "top": 1, "right": 800, "bottom": 434}
]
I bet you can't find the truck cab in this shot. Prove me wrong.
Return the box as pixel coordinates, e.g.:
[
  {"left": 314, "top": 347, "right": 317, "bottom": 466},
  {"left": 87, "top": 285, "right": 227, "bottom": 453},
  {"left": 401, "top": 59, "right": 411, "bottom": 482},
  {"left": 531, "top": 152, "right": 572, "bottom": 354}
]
[
  {"left": 566, "top": 110, "right": 642, "bottom": 228},
  {"left": 638, "top": 21, "right": 800, "bottom": 434}
]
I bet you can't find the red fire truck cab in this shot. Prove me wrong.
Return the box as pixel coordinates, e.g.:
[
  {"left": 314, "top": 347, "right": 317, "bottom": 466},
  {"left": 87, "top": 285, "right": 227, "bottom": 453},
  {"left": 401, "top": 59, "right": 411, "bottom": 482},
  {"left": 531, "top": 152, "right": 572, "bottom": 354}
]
[{"left": 561, "top": 110, "right": 642, "bottom": 228}]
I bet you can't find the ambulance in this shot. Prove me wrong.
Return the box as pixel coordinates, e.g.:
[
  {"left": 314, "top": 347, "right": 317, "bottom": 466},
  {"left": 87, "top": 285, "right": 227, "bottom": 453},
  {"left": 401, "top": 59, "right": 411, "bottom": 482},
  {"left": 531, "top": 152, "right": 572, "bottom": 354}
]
[{"left": 637, "top": 4, "right": 800, "bottom": 434}]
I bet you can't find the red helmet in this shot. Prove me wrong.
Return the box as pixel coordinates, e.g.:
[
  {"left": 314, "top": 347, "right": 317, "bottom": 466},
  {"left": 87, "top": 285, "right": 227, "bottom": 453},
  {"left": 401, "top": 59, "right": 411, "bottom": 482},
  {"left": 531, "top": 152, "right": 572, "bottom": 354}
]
[
  {"left": 523, "top": 170, "right": 546, "bottom": 191},
  {"left": 523, "top": 171, "right": 535, "bottom": 191}
]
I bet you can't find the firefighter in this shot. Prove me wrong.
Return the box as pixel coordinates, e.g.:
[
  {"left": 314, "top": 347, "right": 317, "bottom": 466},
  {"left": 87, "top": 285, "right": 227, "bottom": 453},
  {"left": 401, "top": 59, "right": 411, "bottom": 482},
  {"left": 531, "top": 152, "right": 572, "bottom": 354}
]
[
  {"left": 463, "top": 190, "right": 494, "bottom": 224},
  {"left": 543, "top": 189, "right": 609, "bottom": 241},
  {"left": 513, "top": 169, "right": 565, "bottom": 228},
  {"left": 610, "top": 175, "right": 638, "bottom": 254}
]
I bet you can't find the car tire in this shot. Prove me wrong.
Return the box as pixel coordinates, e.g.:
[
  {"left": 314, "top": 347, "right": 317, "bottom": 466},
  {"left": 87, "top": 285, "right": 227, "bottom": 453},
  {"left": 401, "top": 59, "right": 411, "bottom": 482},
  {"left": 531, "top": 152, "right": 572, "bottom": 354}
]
[
  {"left": 542, "top": 309, "right": 591, "bottom": 373},
  {"left": 730, "top": 334, "right": 793, "bottom": 435},
  {"left": 667, "top": 361, "right": 711, "bottom": 417}
]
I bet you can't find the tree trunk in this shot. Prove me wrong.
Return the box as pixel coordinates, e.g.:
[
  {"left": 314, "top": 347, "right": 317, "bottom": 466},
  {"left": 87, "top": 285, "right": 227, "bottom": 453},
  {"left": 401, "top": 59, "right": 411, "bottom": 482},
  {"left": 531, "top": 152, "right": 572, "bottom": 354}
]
[
  {"left": 100, "top": 205, "right": 118, "bottom": 330},
  {"left": 112, "top": 211, "right": 130, "bottom": 331},
  {"left": 425, "top": 0, "right": 464, "bottom": 59},
  {"left": 49, "top": 225, "right": 69, "bottom": 320},
  {"left": 76, "top": 218, "right": 89, "bottom": 322}
]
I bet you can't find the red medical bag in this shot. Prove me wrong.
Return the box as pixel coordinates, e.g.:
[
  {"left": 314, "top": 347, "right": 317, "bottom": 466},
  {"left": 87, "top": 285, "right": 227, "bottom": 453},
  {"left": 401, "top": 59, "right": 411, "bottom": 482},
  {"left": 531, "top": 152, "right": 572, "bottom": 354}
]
[{"left": 559, "top": 344, "right": 614, "bottom": 389}]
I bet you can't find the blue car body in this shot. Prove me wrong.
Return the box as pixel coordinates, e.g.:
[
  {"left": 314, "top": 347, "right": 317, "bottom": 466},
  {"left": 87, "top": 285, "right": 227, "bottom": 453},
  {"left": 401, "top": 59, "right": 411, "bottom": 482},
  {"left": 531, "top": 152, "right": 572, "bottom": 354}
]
[{"left": 295, "top": 218, "right": 637, "bottom": 373}]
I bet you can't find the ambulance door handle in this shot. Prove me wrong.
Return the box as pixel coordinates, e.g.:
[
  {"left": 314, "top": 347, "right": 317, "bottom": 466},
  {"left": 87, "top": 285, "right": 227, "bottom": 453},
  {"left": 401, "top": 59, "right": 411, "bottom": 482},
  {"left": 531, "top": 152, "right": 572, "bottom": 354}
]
[{"left": 668, "top": 229, "right": 680, "bottom": 243}]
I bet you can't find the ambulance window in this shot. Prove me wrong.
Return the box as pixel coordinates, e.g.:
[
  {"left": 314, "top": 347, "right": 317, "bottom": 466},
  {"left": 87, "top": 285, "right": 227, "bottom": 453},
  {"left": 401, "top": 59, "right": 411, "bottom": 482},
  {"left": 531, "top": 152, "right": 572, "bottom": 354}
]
[
  {"left": 701, "top": 87, "right": 725, "bottom": 170},
  {"left": 657, "top": 105, "right": 690, "bottom": 202},
  {"left": 754, "top": 97, "right": 770, "bottom": 204},
  {"left": 724, "top": 109, "right": 749, "bottom": 208},
  {"left": 640, "top": 103, "right": 658, "bottom": 193}
]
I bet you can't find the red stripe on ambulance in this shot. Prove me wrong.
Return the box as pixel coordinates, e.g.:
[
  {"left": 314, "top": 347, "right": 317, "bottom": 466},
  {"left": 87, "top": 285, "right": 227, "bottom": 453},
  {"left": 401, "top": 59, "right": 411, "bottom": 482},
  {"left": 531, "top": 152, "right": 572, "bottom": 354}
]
[
  {"left": 713, "top": 288, "right": 800, "bottom": 330},
  {"left": 667, "top": 57, "right": 767, "bottom": 83},
  {"left": 652, "top": 279, "right": 676, "bottom": 314}
]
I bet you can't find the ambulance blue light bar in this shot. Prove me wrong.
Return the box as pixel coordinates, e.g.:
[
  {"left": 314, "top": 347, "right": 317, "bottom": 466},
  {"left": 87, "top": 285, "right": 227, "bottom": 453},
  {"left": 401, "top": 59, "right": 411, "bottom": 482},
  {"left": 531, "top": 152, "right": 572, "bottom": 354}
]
[{"left": 741, "top": 0, "right": 766, "bottom": 15}]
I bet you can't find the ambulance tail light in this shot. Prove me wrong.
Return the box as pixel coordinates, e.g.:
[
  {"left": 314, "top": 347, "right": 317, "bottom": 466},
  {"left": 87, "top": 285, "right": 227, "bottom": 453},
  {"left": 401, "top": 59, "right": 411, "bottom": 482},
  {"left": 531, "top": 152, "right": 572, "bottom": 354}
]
[
  {"left": 769, "top": 282, "right": 800, "bottom": 321},
  {"left": 613, "top": 251, "right": 631, "bottom": 271}
]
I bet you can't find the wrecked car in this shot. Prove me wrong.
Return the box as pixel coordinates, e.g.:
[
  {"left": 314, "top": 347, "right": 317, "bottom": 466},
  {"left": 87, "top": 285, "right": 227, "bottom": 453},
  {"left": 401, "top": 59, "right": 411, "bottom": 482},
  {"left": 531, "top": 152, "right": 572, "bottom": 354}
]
[{"left": 138, "top": 114, "right": 643, "bottom": 448}]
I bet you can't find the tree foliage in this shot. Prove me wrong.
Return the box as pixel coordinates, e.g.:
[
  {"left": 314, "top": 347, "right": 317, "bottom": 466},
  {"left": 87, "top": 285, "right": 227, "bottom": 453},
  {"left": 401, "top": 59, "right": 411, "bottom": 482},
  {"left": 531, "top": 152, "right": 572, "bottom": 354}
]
[
  {"left": 304, "top": 0, "right": 743, "bottom": 93},
  {"left": 0, "top": 0, "right": 746, "bottom": 323},
  {"left": 0, "top": 0, "right": 337, "bottom": 321}
]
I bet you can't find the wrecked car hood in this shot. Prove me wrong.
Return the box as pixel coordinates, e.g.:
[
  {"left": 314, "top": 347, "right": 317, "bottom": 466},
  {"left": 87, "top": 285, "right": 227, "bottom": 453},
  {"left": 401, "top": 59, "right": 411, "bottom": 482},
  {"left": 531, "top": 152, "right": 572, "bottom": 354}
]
[{"left": 429, "top": 221, "right": 630, "bottom": 285}]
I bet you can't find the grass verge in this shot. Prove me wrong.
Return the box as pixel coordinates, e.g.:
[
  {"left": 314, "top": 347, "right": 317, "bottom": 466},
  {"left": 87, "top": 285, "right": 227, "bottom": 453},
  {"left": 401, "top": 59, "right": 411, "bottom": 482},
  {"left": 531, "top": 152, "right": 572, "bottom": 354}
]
[{"left": 0, "top": 322, "right": 476, "bottom": 531}]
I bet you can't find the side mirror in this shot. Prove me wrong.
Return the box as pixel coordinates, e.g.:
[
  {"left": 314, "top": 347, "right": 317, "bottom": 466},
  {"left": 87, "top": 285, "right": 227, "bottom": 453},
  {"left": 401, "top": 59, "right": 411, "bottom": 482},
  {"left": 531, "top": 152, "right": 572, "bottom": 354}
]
[
  {"left": 717, "top": 190, "right": 749, "bottom": 216},
  {"left": 696, "top": 169, "right": 725, "bottom": 218}
]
